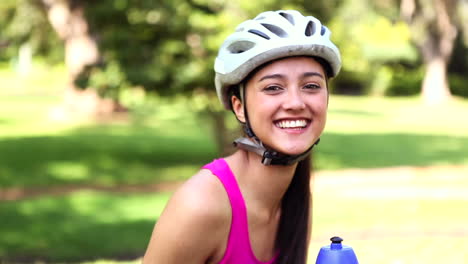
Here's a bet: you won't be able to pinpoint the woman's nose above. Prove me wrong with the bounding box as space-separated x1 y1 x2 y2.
283 89 306 111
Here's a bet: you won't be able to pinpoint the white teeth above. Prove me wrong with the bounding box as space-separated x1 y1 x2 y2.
276 120 307 128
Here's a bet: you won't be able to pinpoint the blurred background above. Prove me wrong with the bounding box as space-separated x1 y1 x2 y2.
0 0 467 263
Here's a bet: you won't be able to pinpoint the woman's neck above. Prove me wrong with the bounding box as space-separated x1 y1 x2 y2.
225 149 298 220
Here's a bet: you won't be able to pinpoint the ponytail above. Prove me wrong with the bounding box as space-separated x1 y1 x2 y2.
274 155 312 264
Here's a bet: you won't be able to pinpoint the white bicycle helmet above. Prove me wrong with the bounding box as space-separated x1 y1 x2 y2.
215 10 341 109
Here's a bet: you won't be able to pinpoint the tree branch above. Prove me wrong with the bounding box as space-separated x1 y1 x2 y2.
185 0 220 14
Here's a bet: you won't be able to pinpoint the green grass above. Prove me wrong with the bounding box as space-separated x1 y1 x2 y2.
0 191 170 262
326 96 468 136
315 95 468 169
0 62 67 96
0 95 217 188
0 126 216 187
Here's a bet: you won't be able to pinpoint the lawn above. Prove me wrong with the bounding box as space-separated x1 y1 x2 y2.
1 70 467 263
309 167 468 264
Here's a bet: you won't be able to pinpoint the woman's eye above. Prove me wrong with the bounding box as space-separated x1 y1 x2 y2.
304 83 320 90
263 85 283 92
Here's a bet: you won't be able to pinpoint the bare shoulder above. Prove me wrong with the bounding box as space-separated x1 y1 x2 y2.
143 168 231 264
161 168 231 228
175 168 231 217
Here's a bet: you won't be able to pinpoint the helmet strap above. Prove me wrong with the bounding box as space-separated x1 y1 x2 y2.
233 137 320 166
238 83 256 138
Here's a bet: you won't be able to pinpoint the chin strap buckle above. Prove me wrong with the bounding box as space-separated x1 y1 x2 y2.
261 151 276 165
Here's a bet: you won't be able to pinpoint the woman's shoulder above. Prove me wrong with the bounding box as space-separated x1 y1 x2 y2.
143 169 232 263
170 168 231 221
163 169 231 233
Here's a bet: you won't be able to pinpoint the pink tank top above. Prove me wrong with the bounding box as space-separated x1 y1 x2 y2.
202 159 277 264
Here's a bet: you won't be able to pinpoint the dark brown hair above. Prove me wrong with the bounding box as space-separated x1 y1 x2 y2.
274 155 312 264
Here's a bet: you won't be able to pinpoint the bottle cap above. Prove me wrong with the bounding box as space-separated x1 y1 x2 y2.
315 236 359 264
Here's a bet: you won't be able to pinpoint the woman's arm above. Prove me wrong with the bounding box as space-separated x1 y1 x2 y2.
143 171 231 264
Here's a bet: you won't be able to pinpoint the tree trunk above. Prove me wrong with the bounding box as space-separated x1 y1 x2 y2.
421 56 451 104
401 0 458 104
42 0 123 117
208 110 237 156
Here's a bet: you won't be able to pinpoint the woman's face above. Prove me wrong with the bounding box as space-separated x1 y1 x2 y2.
233 56 329 155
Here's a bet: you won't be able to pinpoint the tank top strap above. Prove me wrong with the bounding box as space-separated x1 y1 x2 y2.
202 158 278 264
203 159 250 249
202 158 253 262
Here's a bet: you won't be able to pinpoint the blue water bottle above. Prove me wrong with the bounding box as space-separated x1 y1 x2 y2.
315 236 359 264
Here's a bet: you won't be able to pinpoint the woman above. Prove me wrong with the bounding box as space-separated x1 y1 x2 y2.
143 10 341 264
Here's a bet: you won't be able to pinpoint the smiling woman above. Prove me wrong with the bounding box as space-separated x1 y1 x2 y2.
235 57 329 156
143 10 341 264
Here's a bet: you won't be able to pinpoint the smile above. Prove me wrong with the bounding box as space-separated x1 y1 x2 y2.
274 119 310 129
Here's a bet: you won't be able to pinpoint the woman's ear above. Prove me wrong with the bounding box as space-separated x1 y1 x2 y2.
231 95 246 123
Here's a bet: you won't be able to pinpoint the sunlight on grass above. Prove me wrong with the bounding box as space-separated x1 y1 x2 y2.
327 95 468 136
0 61 67 96
309 170 468 264
0 95 79 138
0 191 170 261
47 162 90 181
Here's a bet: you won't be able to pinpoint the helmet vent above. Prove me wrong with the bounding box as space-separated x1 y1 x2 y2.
261 23 288 38
235 27 244 32
254 15 266 21
227 40 256 54
305 21 316 36
321 25 327 36
279 12 295 25
248 29 270 40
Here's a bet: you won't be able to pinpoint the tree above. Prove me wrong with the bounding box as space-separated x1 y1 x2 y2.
324 0 419 96
400 0 461 104
39 0 123 115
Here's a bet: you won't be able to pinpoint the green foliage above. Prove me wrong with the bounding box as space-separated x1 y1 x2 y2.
328 0 418 95
76 61 128 99
1 0 468 98
449 74 468 98
0 0 63 63
82 0 218 96
385 67 424 96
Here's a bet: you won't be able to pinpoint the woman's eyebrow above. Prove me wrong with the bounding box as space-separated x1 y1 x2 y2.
258 73 285 82
258 72 325 82
303 72 325 79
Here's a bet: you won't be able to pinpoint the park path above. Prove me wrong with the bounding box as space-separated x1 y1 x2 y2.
1 165 467 201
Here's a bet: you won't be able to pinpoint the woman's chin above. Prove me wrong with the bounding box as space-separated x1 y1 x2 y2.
273 145 313 156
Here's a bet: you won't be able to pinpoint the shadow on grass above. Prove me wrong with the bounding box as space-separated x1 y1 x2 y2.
0 125 217 188
0 191 169 263
316 132 468 170
1 127 467 188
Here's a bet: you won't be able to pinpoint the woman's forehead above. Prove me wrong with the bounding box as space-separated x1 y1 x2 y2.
252 56 326 81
